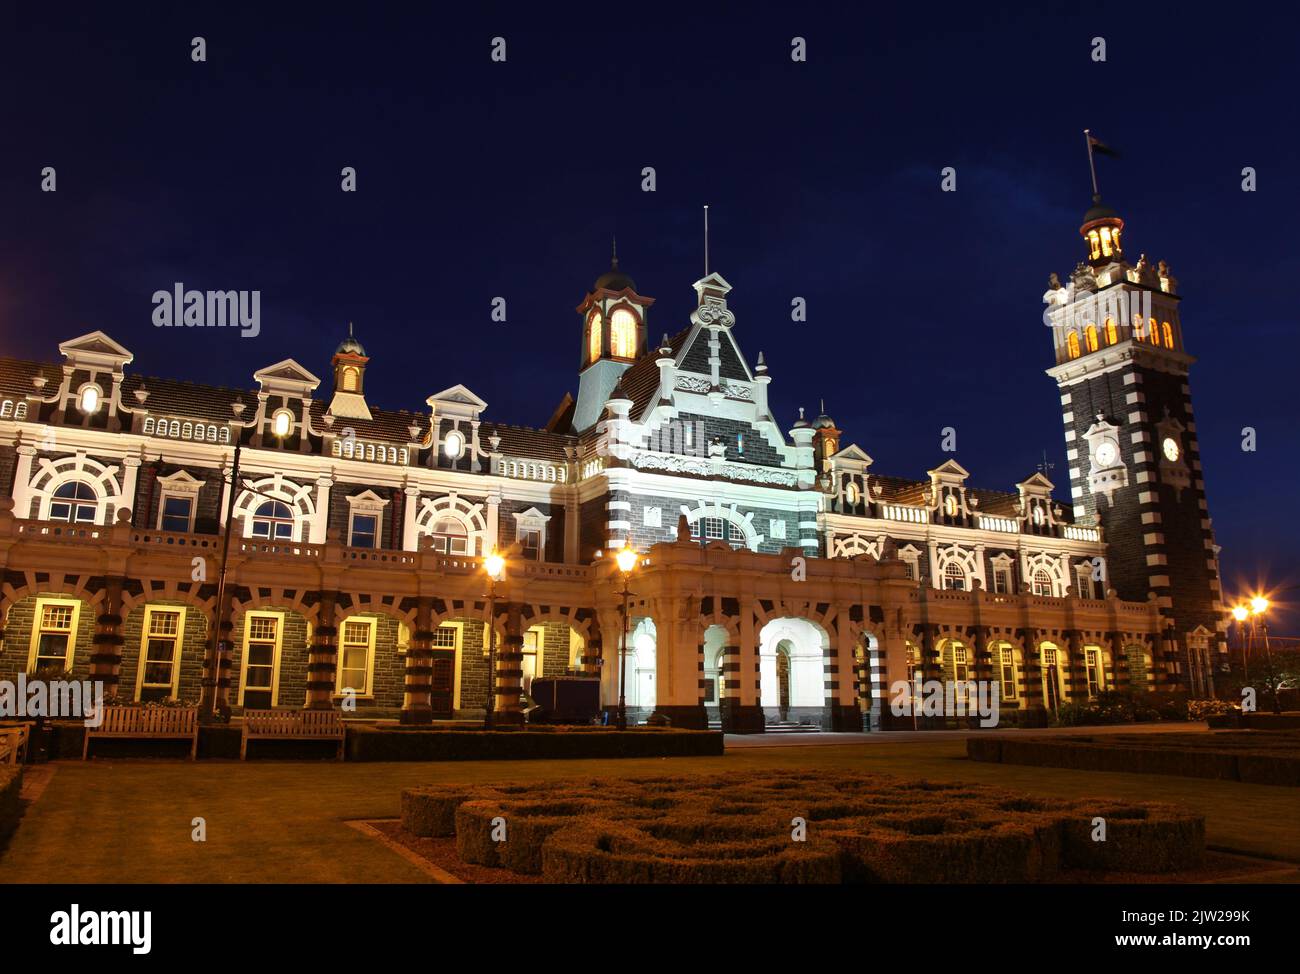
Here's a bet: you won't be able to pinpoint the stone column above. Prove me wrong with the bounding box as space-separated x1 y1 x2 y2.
1018 627 1047 727
1108 630 1129 692
494 602 525 726
823 611 861 731
650 599 707 730
402 486 420 551
580 620 602 678
721 610 764 733
1064 629 1086 702
89 577 126 700
400 597 434 724
304 591 338 711
11 444 36 518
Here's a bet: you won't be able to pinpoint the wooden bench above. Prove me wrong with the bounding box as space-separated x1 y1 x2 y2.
0 723 33 765
83 706 199 760
240 709 346 760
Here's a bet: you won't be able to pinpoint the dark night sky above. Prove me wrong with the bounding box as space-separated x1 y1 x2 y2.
1 3 1296 631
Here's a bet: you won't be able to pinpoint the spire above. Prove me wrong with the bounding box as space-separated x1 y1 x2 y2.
611 235 618 271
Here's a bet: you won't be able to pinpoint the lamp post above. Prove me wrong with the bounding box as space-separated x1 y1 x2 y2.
200 440 242 722
614 540 638 731
1231 604 1250 681
483 549 505 729
1251 596 1280 714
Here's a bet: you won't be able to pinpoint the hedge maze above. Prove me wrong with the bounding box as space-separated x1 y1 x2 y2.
399 770 1205 883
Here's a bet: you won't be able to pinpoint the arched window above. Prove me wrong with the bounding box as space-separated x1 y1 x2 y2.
49 481 98 523
1066 331 1080 359
942 562 966 591
1132 314 1145 340
587 312 602 364
1032 569 1053 597
251 501 295 540
429 516 469 555
1084 324 1099 352
1162 322 1174 348
1148 317 1159 344
1104 317 1118 345
1086 230 1100 260
610 308 638 359
340 366 359 392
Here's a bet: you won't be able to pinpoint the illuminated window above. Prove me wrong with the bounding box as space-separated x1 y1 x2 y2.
271 409 293 437
1087 230 1100 260
251 500 295 540
30 599 81 672
1099 226 1113 257
1148 317 1159 344
1085 647 1105 698
241 612 282 706
1133 314 1145 340
443 429 465 459
78 384 102 414
587 312 602 363
1084 324 1098 352
951 643 970 682
338 618 375 696
999 645 1017 702
943 494 959 517
1104 317 1118 345
340 366 359 392
1162 321 1174 348
610 308 638 359
49 481 98 523
1066 331 1080 359
138 607 184 701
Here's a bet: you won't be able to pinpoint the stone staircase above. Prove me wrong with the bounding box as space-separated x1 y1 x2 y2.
708 718 821 734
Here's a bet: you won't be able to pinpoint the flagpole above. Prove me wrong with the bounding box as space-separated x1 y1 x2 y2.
703 204 709 276
1083 129 1099 197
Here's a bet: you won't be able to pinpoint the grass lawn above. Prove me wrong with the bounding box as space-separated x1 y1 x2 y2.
2 738 1297 883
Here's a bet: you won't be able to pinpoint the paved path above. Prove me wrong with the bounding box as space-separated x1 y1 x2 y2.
724 721 1212 747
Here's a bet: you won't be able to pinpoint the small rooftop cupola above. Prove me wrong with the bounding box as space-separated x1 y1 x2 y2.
328 322 372 421
812 399 841 472
1080 194 1124 267
572 238 655 432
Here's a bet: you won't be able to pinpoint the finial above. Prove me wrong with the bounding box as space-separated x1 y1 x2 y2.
799 407 805 420
820 398 825 414
756 350 767 372
611 235 618 270
349 320 353 337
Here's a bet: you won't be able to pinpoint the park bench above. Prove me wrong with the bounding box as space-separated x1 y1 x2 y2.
0 723 33 765
83 706 199 759
240 709 346 760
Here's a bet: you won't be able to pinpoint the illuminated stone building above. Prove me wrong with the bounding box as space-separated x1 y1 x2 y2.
0 202 1220 732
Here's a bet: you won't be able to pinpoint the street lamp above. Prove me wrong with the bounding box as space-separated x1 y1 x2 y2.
614 540 638 731
483 549 505 729
1250 596 1280 714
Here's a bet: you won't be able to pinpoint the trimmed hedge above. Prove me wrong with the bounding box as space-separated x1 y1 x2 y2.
0 766 22 850
347 724 722 762
399 768 1205 883
967 732 1300 787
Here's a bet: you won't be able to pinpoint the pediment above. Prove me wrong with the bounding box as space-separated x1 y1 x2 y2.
58 330 134 369
428 384 488 411
254 359 321 392
928 459 970 481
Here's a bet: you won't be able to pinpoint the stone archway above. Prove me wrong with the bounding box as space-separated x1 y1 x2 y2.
758 617 828 727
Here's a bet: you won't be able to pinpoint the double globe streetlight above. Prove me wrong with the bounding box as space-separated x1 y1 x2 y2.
1231 595 1279 714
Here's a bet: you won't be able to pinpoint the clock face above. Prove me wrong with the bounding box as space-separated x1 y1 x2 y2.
1094 440 1118 467
1162 436 1180 462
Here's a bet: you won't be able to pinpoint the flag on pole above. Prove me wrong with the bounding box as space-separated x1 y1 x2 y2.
1087 134 1120 158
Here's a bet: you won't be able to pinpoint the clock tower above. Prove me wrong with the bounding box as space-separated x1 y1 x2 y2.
1044 195 1224 692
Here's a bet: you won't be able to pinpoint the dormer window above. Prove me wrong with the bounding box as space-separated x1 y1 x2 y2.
271 409 293 438
78 383 102 414
443 429 465 459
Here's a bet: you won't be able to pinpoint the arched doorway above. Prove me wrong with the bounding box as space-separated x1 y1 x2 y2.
758 618 827 726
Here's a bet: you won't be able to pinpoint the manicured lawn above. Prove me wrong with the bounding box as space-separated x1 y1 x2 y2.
2 737 1297 883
